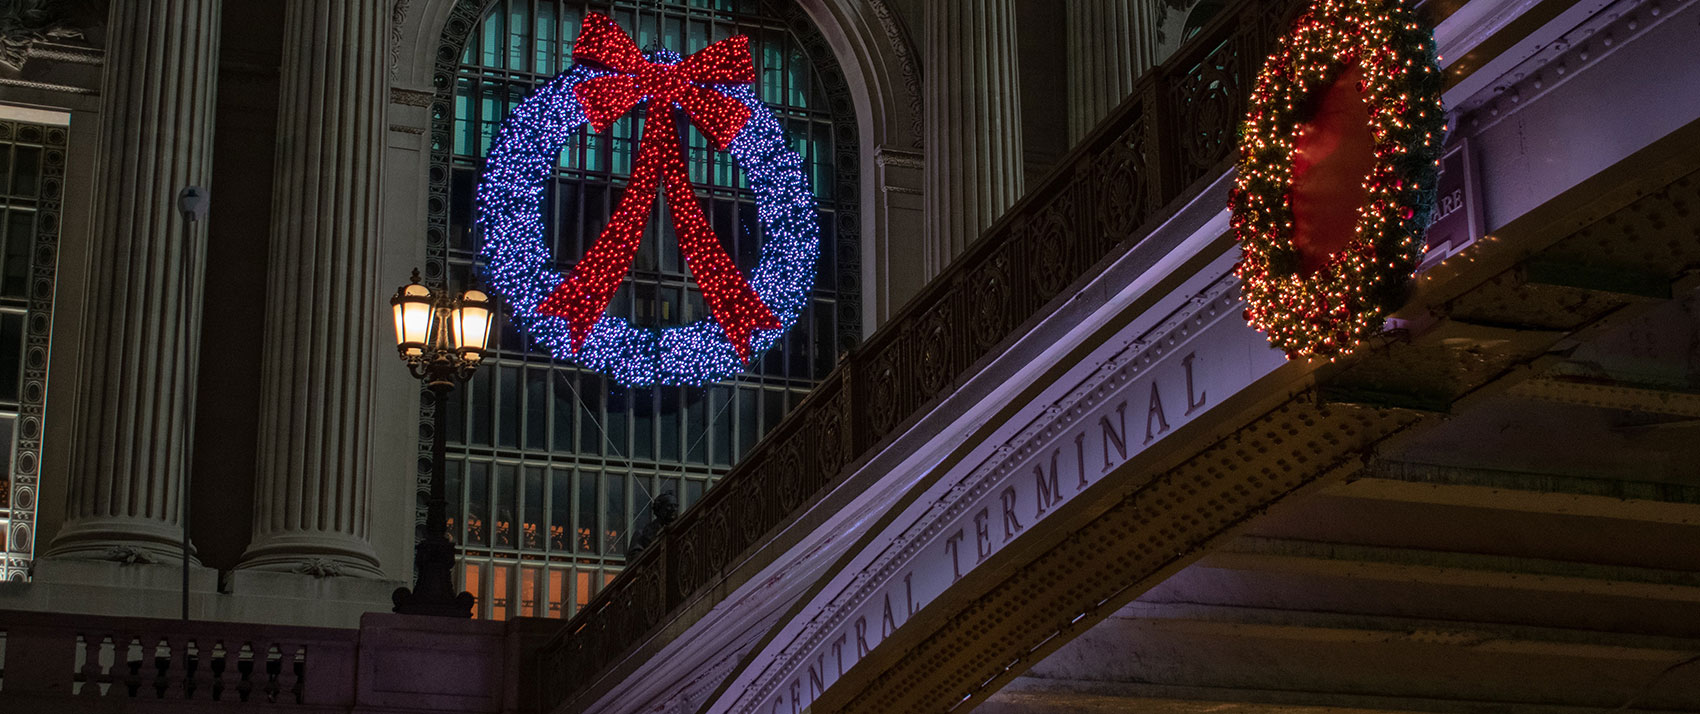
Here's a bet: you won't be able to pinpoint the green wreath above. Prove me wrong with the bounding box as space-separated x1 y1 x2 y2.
1230 0 1445 357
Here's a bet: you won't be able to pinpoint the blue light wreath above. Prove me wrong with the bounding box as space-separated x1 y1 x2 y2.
476 49 820 387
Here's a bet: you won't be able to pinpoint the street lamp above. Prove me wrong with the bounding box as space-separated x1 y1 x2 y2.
390 269 490 617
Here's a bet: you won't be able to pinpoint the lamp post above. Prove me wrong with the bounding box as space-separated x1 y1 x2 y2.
390 269 491 617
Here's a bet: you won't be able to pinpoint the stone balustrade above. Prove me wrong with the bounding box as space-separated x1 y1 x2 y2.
0 609 354 708
0 609 559 712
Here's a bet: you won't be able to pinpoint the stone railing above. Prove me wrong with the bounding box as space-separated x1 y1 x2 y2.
535 0 1312 709
0 609 358 708
0 608 560 713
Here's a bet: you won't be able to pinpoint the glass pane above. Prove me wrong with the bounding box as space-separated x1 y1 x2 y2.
710 386 731 466
523 465 544 549
605 475 625 556
762 388 784 434
659 387 680 462
0 312 21 405
606 383 628 455
684 387 705 464
577 469 598 554
553 371 576 451
685 479 704 510
548 568 566 617
491 563 510 620
736 386 757 458
9 147 38 198
634 386 656 461
520 565 541 617
499 365 520 448
496 463 517 547
467 461 489 546
3 210 33 300
525 367 548 450
577 373 602 455
0 415 13 508
465 562 483 619
446 459 463 541
469 366 493 446
550 467 570 551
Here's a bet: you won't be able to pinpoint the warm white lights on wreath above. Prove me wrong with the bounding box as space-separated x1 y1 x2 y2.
1230 0 1445 357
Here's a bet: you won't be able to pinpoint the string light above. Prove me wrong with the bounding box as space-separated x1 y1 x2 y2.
476 13 820 386
1230 0 1445 358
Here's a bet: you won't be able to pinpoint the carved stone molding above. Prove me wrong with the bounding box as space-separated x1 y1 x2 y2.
875 147 924 169
0 0 86 72
390 86 433 107
867 0 924 149
390 0 413 78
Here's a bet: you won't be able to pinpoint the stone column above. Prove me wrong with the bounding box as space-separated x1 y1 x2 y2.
45 0 221 563
236 0 387 577
1066 0 1163 143
923 0 1025 280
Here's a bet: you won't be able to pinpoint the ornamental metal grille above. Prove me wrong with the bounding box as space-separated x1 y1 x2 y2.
438 0 859 620
0 119 64 582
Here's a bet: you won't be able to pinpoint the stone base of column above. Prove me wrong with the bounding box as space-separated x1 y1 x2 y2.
4 560 403 628
14 559 218 619
221 569 403 626
236 531 385 578
43 516 202 566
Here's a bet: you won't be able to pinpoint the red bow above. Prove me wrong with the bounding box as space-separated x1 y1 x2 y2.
538 14 779 360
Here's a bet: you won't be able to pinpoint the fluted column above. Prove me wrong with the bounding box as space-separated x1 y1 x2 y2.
1066 0 1163 143
46 0 220 563
236 0 387 577
923 0 1025 279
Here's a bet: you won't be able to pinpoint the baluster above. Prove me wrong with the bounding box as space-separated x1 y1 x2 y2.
158 634 184 698
73 633 96 696
114 634 142 699
185 637 207 699
276 643 303 704
262 643 282 703
100 633 120 697
212 640 234 701
235 642 256 702
169 635 192 698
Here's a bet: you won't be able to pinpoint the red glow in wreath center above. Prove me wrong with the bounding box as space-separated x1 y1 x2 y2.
537 14 779 360
1288 66 1378 275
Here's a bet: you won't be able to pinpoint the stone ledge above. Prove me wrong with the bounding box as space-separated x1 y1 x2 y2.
0 559 402 628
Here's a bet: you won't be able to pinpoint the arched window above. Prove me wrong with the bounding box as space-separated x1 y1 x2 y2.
431 0 859 620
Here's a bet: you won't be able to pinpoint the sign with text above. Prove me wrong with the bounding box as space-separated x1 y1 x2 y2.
735 275 1289 714
1420 138 1484 270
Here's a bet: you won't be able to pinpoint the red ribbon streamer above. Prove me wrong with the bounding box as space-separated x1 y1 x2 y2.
538 13 780 360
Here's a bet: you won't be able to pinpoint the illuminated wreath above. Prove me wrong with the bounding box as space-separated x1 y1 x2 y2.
1230 0 1444 357
477 14 818 386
